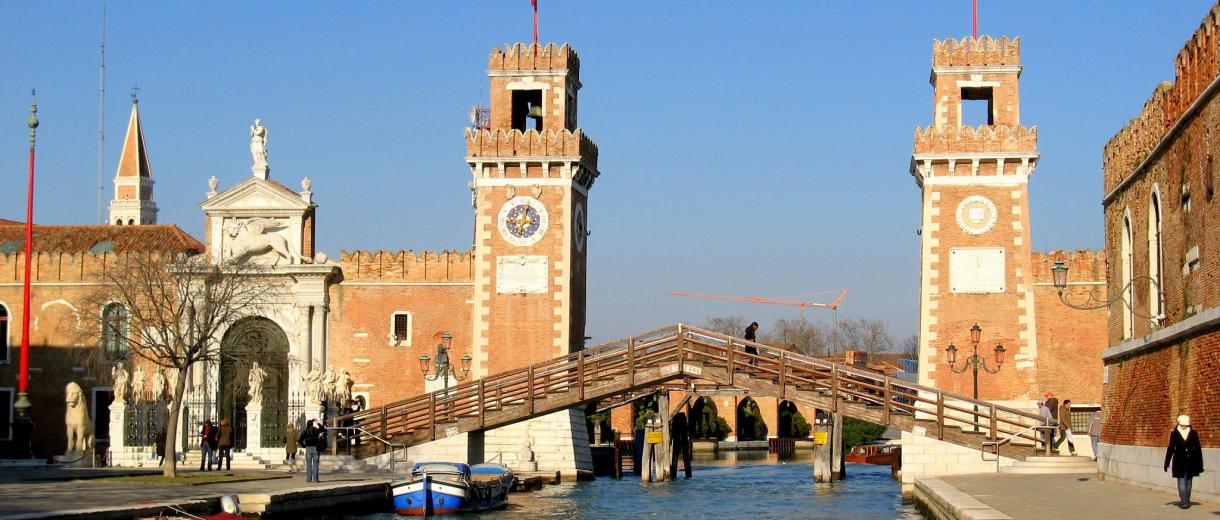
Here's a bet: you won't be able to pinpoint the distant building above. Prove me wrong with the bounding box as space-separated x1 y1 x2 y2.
1099 2 1220 501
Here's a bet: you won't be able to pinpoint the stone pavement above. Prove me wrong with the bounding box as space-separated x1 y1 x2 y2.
938 472 1220 519
0 468 392 519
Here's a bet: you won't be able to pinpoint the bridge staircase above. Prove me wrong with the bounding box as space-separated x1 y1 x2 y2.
335 325 1048 462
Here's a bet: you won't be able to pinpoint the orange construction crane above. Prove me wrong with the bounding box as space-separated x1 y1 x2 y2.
671 288 849 354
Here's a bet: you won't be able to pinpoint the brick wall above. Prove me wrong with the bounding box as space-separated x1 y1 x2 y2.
1031 250 1108 404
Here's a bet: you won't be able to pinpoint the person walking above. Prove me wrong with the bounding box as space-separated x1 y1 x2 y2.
217 418 234 471
284 422 298 466
1053 399 1077 455
1088 410 1102 461
199 420 216 471
300 419 326 483
1165 415 1204 509
744 322 760 366
1043 392 1060 450
1038 400 1055 453
155 425 167 467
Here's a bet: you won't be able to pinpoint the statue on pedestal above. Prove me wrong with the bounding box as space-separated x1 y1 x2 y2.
250 118 268 171
248 361 268 406
111 363 130 405
322 369 337 402
151 369 166 403
336 368 353 405
304 367 323 405
131 366 146 403
64 382 95 453
166 369 179 402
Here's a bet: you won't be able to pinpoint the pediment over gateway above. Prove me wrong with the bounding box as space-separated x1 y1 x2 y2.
201 176 317 265
200 177 312 214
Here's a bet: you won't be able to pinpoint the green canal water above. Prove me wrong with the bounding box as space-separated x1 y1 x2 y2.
355 451 925 520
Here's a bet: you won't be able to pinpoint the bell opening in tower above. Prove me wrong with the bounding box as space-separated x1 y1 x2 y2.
961 86 994 126
511 90 544 131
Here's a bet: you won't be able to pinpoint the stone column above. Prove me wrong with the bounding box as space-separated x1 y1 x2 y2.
246 402 263 452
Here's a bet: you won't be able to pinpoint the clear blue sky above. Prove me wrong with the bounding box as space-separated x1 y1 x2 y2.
2 1 1212 343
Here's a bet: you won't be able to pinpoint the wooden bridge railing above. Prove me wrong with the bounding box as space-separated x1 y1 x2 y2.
332 324 1047 456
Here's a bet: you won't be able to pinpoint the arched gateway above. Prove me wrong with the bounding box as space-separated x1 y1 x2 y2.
218 316 290 450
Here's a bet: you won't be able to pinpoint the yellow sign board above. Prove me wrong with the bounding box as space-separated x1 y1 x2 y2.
645 431 664 444
813 432 828 445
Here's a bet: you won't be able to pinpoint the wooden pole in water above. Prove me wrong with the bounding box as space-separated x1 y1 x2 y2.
831 413 845 480
657 391 672 482
813 410 832 483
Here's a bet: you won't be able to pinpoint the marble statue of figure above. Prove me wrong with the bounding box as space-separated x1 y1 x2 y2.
250 118 268 169
64 382 95 453
322 370 337 402
111 363 130 404
304 367 323 405
131 365 146 403
166 369 179 401
151 369 166 403
336 368 353 404
248 361 268 406
223 218 301 266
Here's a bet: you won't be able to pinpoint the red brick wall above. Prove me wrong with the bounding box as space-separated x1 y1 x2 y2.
1031 251 1108 404
1103 330 1220 447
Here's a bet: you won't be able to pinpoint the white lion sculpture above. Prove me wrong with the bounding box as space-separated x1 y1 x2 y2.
224 218 301 265
64 382 95 453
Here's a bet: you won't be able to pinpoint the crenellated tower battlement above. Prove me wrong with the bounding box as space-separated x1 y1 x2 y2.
932 36 1021 67
489 43 580 76
338 249 474 282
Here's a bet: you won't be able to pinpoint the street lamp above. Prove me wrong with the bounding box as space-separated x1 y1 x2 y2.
944 323 1005 432
1051 260 1165 327
419 332 471 393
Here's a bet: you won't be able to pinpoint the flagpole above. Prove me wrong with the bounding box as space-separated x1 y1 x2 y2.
12 91 38 458
532 0 538 45
972 0 978 38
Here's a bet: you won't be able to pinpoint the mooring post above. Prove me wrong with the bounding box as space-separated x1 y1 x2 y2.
657 391 672 482
813 409 832 483
831 412 845 480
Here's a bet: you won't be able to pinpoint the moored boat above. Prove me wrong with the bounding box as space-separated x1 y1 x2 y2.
392 462 514 516
845 443 900 465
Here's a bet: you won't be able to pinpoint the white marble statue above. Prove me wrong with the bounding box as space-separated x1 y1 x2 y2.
151 369 166 403
248 361 268 406
304 367 323 405
64 382 95 453
131 366 146 403
166 368 179 401
322 369 337 402
336 368 353 405
250 118 268 169
223 218 301 265
111 363 130 405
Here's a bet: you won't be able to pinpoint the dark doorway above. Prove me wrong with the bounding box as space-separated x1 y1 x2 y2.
218 317 289 450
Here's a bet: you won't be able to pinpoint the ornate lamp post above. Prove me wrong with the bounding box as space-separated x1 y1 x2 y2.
1050 260 1165 327
944 323 1006 432
11 92 39 458
418 332 471 394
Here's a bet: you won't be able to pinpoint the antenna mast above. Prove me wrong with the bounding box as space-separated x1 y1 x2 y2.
97 0 107 224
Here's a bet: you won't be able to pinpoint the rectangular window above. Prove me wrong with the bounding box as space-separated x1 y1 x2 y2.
390 312 412 346
960 87 994 126
511 90 544 131
0 388 12 440
93 389 114 441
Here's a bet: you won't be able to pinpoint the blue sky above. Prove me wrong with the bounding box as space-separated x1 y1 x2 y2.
1 1 1212 343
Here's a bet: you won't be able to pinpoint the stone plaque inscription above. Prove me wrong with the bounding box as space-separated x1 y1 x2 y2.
496 255 548 294
949 248 1005 293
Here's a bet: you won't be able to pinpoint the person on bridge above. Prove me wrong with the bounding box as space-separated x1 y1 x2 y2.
1052 399 1077 456
1165 415 1204 509
744 322 760 366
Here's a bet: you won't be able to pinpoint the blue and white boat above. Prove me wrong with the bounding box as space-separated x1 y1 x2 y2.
391 462 514 516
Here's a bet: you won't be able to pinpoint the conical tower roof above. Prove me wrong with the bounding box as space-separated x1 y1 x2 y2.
115 101 151 178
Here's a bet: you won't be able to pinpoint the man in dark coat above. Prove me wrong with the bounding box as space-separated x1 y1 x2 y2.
1165 415 1205 509
216 418 234 471
199 420 216 471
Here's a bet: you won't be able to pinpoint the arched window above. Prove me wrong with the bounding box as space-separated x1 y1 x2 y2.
1121 212 1134 339
102 303 129 358
1148 188 1164 321
0 304 9 363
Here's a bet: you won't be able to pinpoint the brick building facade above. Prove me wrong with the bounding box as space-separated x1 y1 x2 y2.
1098 2 1220 501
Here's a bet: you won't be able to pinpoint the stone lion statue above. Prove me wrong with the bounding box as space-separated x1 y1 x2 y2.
64 382 95 453
223 218 301 265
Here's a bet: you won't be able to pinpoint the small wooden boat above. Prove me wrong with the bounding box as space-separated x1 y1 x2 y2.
391 462 514 516
845 443 899 465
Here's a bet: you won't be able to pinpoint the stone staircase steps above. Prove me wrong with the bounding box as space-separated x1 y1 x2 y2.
1000 455 1096 474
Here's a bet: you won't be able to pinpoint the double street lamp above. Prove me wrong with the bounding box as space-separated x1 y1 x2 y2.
419 332 471 393
944 324 1006 432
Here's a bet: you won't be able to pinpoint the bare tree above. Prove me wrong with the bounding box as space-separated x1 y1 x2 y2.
702 315 748 337
80 252 277 477
901 334 919 359
762 315 829 357
832 318 895 355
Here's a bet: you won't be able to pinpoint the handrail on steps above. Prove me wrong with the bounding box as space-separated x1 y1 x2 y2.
327 425 409 473
980 423 1057 470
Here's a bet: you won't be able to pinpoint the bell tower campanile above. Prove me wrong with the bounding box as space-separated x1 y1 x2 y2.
912 37 1040 403
466 43 598 476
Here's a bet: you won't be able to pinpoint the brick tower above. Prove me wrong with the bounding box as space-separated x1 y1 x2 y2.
911 37 1040 402
465 43 599 476
109 95 158 225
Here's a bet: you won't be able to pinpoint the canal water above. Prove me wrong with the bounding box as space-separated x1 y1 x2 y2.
355 451 925 520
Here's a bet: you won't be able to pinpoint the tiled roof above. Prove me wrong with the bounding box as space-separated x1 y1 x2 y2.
0 222 204 254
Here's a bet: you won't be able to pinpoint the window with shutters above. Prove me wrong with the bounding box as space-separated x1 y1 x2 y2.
389 312 412 347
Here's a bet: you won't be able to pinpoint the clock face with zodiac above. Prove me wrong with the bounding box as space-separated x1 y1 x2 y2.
956 195 998 235
498 196 549 246
573 201 587 253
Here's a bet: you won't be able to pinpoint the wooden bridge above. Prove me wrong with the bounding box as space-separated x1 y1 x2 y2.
335 324 1046 461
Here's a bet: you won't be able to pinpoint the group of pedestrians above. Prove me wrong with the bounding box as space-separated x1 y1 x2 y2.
197 418 235 471
1037 391 1078 456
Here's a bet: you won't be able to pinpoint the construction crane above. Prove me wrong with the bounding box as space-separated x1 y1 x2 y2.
670 289 848 335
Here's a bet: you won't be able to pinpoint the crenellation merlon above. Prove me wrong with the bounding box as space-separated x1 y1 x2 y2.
489 43 580 76
913 124 1037 155
932 36 1020 67
465 128 598 164
1031 249 1108 285
338 249 474 282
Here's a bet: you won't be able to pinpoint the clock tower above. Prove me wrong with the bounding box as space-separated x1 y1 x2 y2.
911 36 1040 402
466 43 599 476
